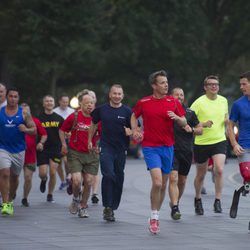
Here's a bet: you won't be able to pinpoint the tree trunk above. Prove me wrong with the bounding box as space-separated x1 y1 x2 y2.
50 70 58 97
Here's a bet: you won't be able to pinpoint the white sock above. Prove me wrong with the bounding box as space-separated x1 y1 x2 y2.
150 210 159 220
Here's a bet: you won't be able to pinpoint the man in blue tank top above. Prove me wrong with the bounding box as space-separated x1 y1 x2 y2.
0 87 36 216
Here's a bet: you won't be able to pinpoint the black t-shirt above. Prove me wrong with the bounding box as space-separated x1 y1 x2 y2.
37 112 64 148
174 105 199 152
91 103 132 152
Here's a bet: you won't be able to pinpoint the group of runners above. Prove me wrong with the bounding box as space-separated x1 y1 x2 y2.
0 69 249 235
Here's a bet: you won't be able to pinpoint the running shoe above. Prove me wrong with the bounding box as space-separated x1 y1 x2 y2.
201 187 207 195
7 202 14 215
1 202 14 215
66 177 71 185
171 205 181 220
1 203 9 215
67 179 73 195
47 194 55 203
214 199 222 213
69 198 79 214
194 198 204 215
21 198 29 207
103 207 115 222
148 218 160 234
40 177 47 193
59 181 67 190
91 194 99 204
9 202 14 215
78 207 89 218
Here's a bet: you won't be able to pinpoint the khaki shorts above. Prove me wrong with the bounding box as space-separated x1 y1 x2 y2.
67 149 99 175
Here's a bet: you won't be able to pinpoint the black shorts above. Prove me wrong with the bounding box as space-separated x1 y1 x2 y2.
172 150 193 176
37 148 62 166
193 140 227 164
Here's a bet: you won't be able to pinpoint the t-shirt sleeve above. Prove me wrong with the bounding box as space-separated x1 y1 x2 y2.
132 100 142 118
59 116 64 128
229 102 239 122
92 122 102 145
35 118 47 136
190 100 198 115
175 99 186 117
97 122 102 138
126 107 132 128
91 107 101 124
224 98 229 115
191 111 200 127
60 113 74 132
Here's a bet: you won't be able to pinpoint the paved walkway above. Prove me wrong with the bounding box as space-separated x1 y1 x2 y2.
0 158 250 250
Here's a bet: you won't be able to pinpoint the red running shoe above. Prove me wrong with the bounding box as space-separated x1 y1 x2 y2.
148 218 160 234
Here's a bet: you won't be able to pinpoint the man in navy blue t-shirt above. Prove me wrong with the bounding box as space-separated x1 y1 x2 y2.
88 84 132 221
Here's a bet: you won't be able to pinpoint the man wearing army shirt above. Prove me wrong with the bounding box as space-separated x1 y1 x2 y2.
37 95 64 203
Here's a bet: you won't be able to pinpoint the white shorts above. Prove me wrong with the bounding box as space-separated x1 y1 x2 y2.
0 149 25 176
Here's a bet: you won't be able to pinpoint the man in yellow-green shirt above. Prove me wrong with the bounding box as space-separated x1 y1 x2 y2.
190 75 228 215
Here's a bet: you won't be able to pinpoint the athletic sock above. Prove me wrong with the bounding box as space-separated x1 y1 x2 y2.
150 210 159 220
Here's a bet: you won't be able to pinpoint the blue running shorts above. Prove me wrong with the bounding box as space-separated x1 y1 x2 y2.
142 146 174 174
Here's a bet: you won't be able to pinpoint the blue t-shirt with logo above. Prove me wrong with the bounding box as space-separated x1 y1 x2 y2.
91 103 132 152
230 96 250 149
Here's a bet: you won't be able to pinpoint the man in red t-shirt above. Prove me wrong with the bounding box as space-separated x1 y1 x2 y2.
21 103 47 207
131 70 186 234
59 92 100 218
